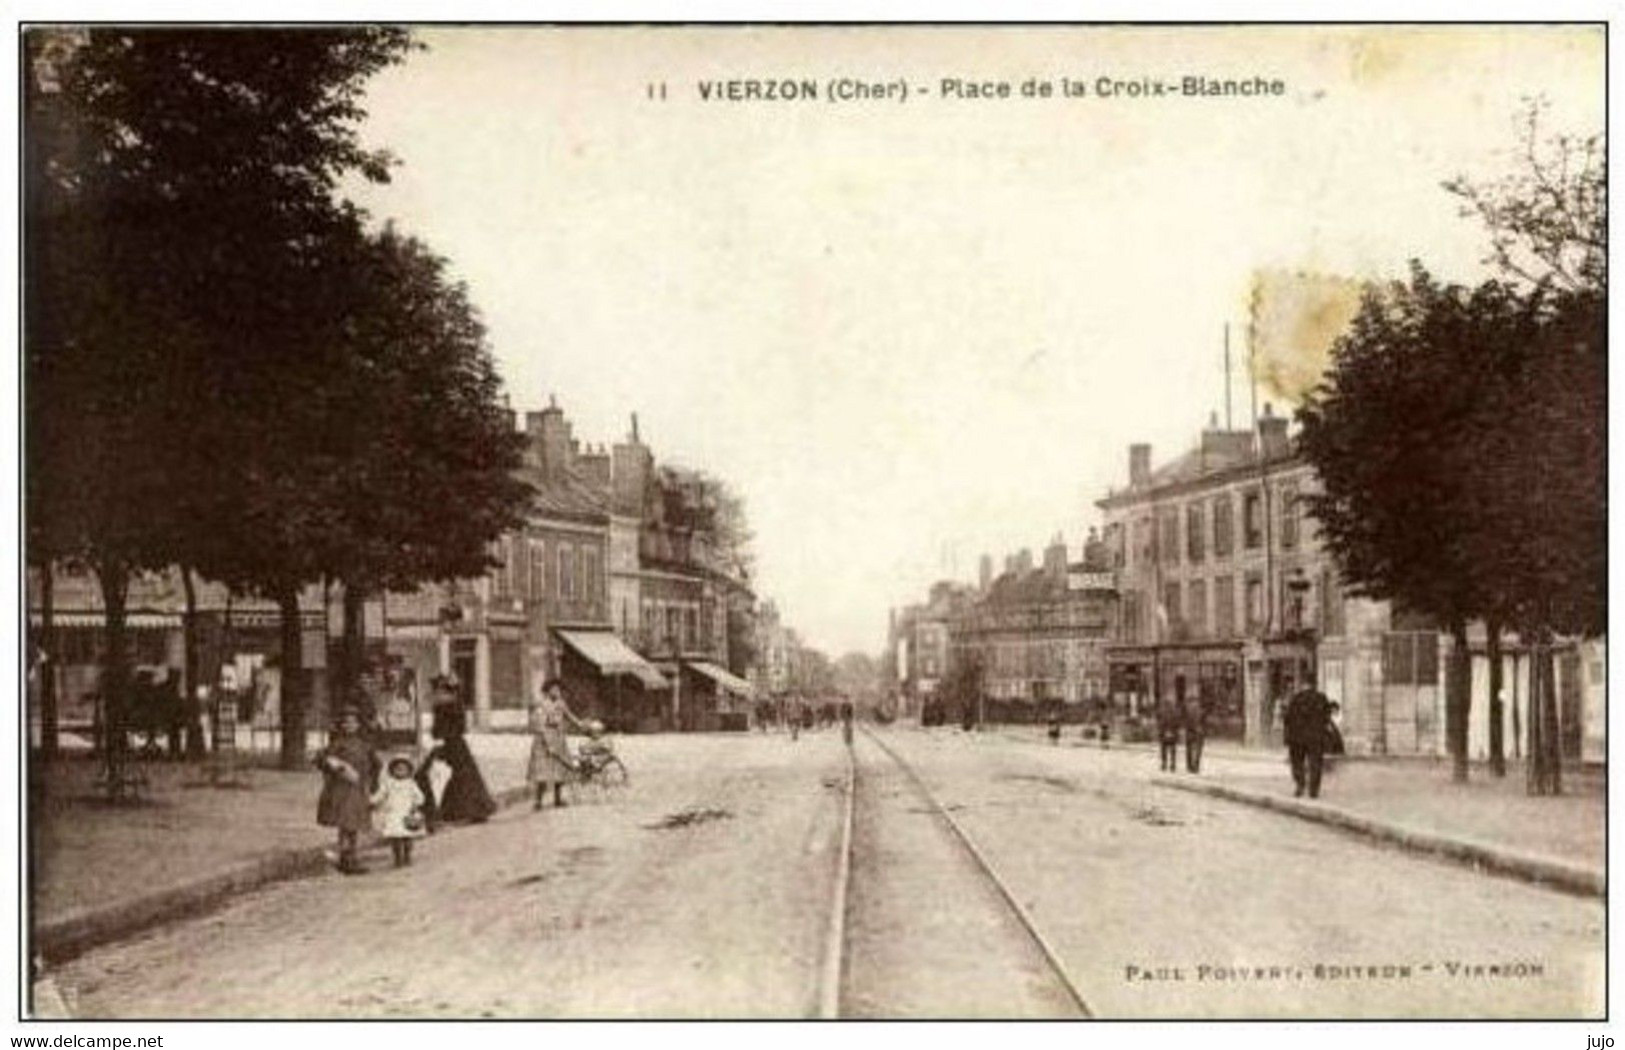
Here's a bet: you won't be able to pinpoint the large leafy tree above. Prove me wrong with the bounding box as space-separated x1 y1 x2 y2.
311 225 532 707
1297 265 1543 783
1444 98 1605 793
26 28 414 768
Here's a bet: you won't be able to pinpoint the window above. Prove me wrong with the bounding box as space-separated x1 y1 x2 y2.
558 544 575 600
1122 592 1142 643
1187 579 1207 636
492 537 514 601
1243 491 1264 549
1133 517 1152 567
1213 495 1234 557
1162 582 1181 633
583 547 601 603
1213 576 1235 637
527 540 546 602
1281 482 1300 549
1186 504 1205 563
1159 509 1180 565
1244 574 1264 631
1382 633 1438 686
1320 569 1345 637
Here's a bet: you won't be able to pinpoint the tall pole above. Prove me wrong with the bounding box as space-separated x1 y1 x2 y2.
1224 323 1233 431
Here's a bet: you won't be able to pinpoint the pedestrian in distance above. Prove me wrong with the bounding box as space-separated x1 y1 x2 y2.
1156 694 1181 773
372 754 427 868
528 677 587 810
840 699 855 746
1047 713 1062 746
1183 694 1207 774
418 677 497 828
1283 675 1332 798
315 708 379 875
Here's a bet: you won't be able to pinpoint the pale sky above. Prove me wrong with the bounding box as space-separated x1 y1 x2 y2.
343 25 1602 657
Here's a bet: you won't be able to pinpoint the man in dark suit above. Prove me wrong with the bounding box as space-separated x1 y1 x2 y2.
1183 692 1207 774
1283 676 1332 798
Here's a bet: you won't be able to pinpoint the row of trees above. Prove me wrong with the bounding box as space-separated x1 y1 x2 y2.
1297 102 1603 792
26 30 532 768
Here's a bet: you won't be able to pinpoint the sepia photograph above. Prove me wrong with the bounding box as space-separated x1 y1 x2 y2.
18 20 1607 1024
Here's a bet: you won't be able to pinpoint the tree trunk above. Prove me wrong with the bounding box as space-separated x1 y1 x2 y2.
39 563 58 758
1446 618 1471 783
341 581 367 712
1541 646 1562 796
1486 618 1505 777
277 584 307 771
1526 640 1545 794
180 565 205 759
96 558 131 776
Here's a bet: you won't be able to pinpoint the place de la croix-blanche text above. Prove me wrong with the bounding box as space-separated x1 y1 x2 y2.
646 75 1288 103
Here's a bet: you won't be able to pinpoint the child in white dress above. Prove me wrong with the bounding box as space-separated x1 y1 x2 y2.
372 755 427 867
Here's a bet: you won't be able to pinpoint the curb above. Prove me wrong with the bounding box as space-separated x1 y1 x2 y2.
34 781 533 967
1153 775 1605 899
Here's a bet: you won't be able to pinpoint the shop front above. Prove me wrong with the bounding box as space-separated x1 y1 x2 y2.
555 628 669 732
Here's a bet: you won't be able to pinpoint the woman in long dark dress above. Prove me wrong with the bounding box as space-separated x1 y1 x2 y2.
416 681 496 827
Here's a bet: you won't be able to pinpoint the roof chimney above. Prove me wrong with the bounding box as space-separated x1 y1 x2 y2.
1043 535 1067 578
1258 401 1290 460
1129 443 1152 486
978 554 992 592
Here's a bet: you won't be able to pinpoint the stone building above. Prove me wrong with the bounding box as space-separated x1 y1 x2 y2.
950 537 1116 719
1096 407 1605 761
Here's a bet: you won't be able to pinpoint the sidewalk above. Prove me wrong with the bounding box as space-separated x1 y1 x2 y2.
997 724 1605 897
30 733 533 962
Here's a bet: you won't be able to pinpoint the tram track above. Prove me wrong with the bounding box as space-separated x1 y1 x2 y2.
818 725 1094 1019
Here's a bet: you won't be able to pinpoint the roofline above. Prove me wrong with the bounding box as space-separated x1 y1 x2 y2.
1095 451 1307 510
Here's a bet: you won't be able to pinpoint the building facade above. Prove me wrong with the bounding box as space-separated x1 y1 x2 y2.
1097 407 1604 761
951 537 1116 718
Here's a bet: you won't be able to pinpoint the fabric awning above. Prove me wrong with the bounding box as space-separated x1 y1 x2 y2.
684 660 754 697
555 629 668 689
30 611 182 629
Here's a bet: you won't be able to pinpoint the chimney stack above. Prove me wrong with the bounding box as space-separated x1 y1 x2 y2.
1129 443 1152 487
1014 548 1034 575
1043 535 1067 579
527 400 573 479
978 554 993 592
1257 402 1290 460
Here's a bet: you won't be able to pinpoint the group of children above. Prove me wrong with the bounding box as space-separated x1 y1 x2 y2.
314 708 428 875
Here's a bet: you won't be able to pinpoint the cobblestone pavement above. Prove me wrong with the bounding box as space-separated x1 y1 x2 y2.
46 727 1603 1019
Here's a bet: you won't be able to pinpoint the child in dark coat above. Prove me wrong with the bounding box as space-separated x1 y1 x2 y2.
315 709 378 875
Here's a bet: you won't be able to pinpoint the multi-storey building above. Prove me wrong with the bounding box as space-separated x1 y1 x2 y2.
1097 407 1605 761
888 582 968 718
382 401 752 732
951 537 1116 716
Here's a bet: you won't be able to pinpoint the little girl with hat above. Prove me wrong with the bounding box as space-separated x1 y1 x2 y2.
372 753 428 867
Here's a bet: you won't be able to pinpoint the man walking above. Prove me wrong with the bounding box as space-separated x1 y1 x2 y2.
1156 693 1181 773
1283 673 1332 798
1183 691 1207 774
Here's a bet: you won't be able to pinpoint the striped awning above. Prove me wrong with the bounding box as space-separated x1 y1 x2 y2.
29 611 181 629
